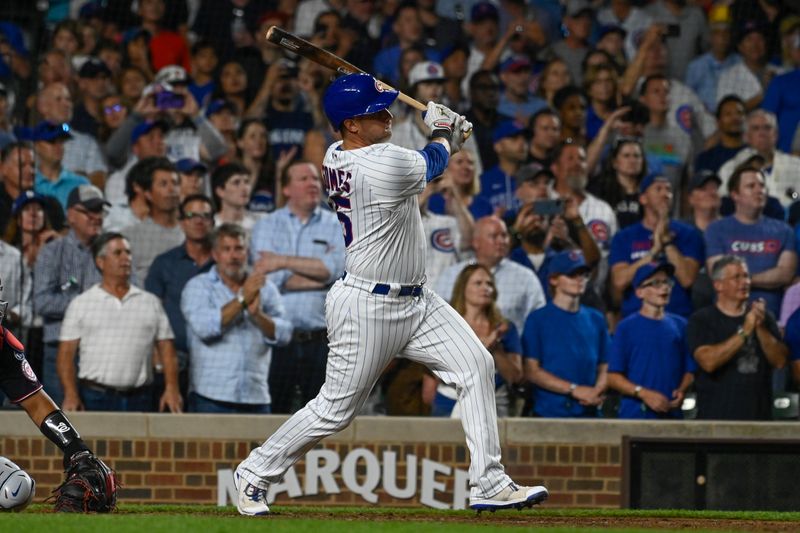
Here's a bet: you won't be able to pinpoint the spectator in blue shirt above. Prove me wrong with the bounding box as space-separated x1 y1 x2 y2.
705 165 797 315
182 223 293 413
497 56 547 123
522 250 609 418
685 7 739 113
476 120 528 216
608 262 695 419
32 121 90 213
145 194 215 404
250 161 345 413
610 172 704 318
373 4 432 86
783 306 800 388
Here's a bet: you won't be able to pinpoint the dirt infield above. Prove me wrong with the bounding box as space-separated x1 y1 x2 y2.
268 509 800 531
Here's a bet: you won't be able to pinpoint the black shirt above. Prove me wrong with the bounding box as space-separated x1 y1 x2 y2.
687 305 779 421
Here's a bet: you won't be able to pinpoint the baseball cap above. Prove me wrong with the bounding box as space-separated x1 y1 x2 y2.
0 22 28 56
205 99 238 117
78 57 111 78
408 61 445 86
548 250 591 277
633 261 675 289
12 190 47 216
517 162 554 184
565 0 593 18
597 25 626 40
122 27 150 46
738 20 767 40
67 184 110 211
492 120 527 143
500 55 532 74
689 170 722 191
176 158 207 174
130 120 169 144
638 172 670 194
708 4 732 29
32 121 73 142
155 65 189 86
780 15 800 35
470 2 499 23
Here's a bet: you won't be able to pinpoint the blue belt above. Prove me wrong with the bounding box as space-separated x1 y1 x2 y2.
341 272 423 297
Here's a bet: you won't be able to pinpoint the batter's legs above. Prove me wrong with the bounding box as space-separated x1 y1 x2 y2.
401 289 512 499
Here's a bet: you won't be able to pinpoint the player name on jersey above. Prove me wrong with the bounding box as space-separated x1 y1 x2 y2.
219 447 471 510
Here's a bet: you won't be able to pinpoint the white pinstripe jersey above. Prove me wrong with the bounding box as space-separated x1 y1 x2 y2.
322 141 429 285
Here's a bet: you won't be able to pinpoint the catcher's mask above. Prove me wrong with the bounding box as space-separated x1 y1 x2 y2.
0 277 6 326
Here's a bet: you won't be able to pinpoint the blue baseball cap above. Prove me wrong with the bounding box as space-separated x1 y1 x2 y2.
548 250 591 277
492 120 527 143
205 99 238 118
78 57 111 79
471 2 499 22
32 121 73 142
500 55 532 73
633 261 676 289
638 172 670 194
131 120 169 144
176 158 207 174
12 190 47 215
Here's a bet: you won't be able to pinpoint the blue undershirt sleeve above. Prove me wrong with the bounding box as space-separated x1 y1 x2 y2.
417 142 450 182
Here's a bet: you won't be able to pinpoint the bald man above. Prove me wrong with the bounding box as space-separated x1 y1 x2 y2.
36 82 108 187
433 215 546 333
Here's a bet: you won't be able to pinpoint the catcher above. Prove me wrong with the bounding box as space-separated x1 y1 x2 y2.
0 276 117 512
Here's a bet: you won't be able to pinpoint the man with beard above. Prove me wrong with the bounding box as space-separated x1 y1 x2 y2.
610 172 704 318
550 141 617 287
694 95 746 174
509 164 600 293
182 223 292 413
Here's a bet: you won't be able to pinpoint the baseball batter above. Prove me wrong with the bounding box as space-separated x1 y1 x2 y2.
234 73 548 515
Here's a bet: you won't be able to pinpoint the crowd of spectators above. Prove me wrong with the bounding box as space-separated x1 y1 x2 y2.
1 0 800 421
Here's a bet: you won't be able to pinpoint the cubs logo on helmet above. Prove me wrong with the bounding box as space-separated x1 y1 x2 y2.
323 73 399 131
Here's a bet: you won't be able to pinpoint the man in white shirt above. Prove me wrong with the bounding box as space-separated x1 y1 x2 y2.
57 232 182 413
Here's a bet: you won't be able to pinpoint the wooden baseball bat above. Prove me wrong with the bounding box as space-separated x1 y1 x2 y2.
265 26 426 111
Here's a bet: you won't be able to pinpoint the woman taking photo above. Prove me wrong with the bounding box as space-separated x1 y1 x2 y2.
422 264 523 417
587 137 646 229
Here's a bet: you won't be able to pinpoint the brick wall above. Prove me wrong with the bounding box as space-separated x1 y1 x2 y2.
1 436 621 507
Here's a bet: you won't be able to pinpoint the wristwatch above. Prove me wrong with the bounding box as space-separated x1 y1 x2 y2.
237 291 247 310
568 383 577 396
736 326 748 341
633 385 642 398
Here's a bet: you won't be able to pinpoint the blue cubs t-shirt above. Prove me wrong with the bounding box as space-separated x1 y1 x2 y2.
608 313 696 419
704 216 796 314
609 220 705 317
476 165 519 214
522 302 609 417
264 107 313 160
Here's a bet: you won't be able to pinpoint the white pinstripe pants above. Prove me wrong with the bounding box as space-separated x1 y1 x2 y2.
237 278 512 499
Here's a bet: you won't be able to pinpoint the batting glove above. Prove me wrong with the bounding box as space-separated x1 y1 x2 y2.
450 117 473 154
424 102 459 139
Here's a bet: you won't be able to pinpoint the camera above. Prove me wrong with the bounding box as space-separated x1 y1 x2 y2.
155 91 185 110
532 199 564 216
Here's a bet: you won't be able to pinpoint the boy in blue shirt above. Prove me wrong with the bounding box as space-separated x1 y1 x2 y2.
522 250 609 417
608 262 696 419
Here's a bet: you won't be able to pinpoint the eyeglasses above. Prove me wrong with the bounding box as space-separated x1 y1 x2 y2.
104 104 124 115
719 273 751 282
73 206 104 218
640 278 675 289
182 211 214 221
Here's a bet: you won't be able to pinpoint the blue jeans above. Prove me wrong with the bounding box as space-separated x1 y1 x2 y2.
79 384 153 412
43 343 65 407
188 392 271 414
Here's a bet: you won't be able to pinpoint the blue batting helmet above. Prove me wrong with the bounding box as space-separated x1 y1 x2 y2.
323 73 399 131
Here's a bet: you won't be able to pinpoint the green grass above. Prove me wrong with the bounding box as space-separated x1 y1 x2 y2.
3 504 799 533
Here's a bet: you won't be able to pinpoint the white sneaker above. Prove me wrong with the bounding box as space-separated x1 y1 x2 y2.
469 483 548 511
235 470 270 516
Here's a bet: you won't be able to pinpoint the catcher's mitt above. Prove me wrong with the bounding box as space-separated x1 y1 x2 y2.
53 451 117 513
